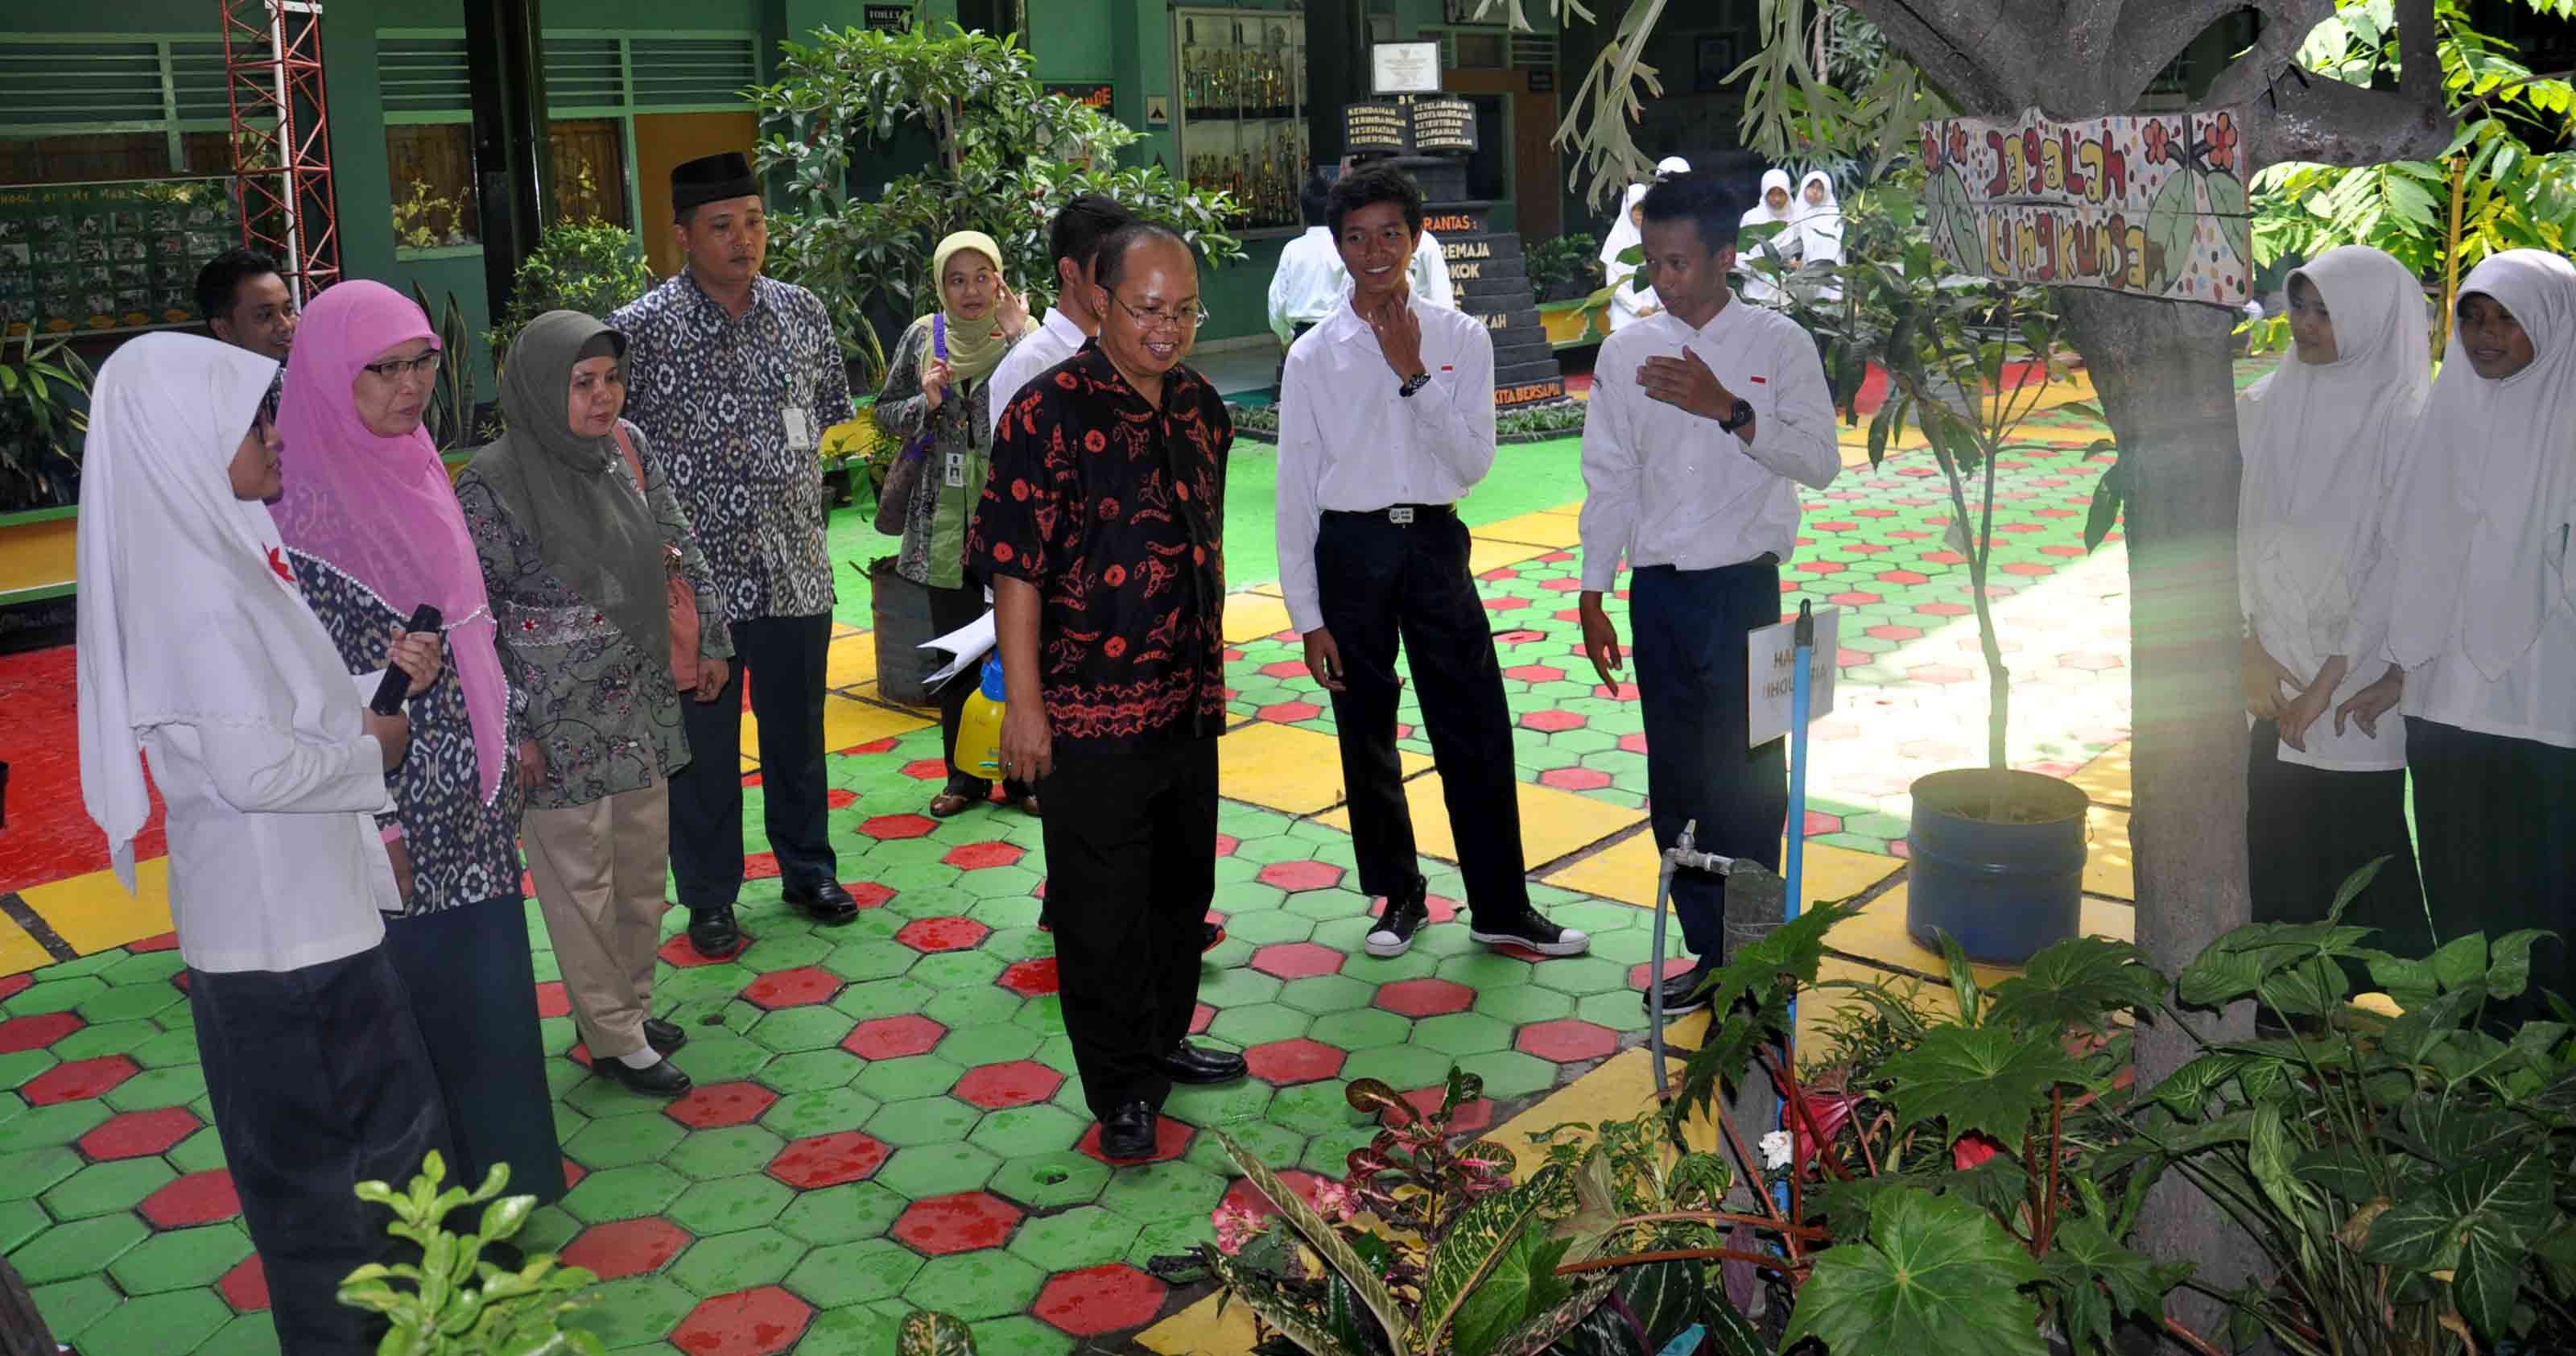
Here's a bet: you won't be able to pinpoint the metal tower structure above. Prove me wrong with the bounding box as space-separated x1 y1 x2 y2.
221 0 341 301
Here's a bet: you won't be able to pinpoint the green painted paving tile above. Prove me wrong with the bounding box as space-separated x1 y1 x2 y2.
561 1164 690 1224
1096 1160 1227 1225
1205 1002 1310 1047
832 977 939 1021
7 978 108 1016
669 1224 803 1295
0 1146 82 1202
666 1172 796 1236
782 1235 924 1309
1299 1123 1380 1176
752 1048 862 1095
866 1095 980 1148
964 1104 1083 1159
14 1213 150 1284
791 1302 905 1356
923 986 1021 1029
772 1179 904 1247
0 1197 47 1254
30 1274 120 1340
68 1285 233 1354
823 939 922 982
1010 998 1067 1038
564 1111 688 1171
748 1005 856 1054
1339 1044 1460 1091
1453 1048 1563 1101
559 1275 696 1350
100 1064 205 1111
1412 1011 1514 1056
877 1143 1001 1198
987 1148 1111 1210
73 983 186 1025
52 1019 157 1061
903 1248 1048 1321
196 1313 287 1356
1125 1215 1216 1271
40 1156 175 1219
166 1126 229 1173
106 1220 251 1294
1307 1008 1410 1050
935 1023 1041 1068
1161 1078 1273 1127
852 1055 964 1102
964 1314 1076 1356
665 1126 788 1183
665 1032 772 1085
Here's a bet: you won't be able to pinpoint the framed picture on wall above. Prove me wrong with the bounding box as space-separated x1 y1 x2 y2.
1695 34 1740 92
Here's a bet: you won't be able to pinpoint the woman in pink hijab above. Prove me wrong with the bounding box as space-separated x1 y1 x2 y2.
271 280 563 1207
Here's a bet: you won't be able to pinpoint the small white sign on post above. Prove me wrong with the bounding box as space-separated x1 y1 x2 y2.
1747 606 1840 749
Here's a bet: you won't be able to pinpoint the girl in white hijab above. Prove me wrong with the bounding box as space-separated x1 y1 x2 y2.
1600 157 1693 333
76 332 450 1353
2368 249 2576 1011
2234 246 2429 947
1792 170 1844 267
1737 167 1798 304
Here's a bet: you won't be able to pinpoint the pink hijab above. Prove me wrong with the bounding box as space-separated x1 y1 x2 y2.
271 280 506 802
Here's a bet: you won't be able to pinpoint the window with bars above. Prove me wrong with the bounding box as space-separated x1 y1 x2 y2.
0 37 246 184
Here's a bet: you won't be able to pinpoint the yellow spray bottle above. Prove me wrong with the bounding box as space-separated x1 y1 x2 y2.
956 654 1008 781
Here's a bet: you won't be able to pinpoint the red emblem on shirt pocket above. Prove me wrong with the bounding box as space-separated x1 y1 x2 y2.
1748 376 1767 383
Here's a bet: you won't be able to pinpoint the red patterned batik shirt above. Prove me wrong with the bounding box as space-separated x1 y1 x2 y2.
967 341 1230 746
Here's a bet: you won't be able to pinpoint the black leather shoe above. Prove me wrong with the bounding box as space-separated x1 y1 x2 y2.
602 1054 692 1097
1201 921 1225 953
687 905 742 958
784 881 861 925
1154 1040 1248 1085
643 1018 688 1054
1649 963 1717 1018
1100 1100 1158 1161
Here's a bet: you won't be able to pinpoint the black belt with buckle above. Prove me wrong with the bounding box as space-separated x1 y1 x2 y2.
1327 503 1455 527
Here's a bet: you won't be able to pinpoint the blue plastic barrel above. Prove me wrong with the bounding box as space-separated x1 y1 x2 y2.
1904 768 2090 965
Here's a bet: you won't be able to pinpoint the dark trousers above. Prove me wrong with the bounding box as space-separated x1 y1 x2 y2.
1039 735 1218 1120
386 896 567 1205
189 946 452 1356
2409 717 2576 1018
927 581 1032 803
671 611 839 910
1630 560 1787 961
1315 508 1530 916
2244 721 2425 958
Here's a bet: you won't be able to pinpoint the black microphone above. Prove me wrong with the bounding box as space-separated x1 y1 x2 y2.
369 605 444 716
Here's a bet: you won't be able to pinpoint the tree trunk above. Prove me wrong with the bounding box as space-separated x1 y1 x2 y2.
2059 289 2260 1350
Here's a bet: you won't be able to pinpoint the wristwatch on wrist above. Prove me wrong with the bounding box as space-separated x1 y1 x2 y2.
1719 398 1756 432
1398 371 1433 399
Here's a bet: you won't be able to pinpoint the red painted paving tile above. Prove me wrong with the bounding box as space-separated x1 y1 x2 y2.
1191 1003 1215 1036
1257 659 1309 680
23 1054 138 1106
846 881 897 909
534 982 572 1019
1494 629 1544 646
1250 942 1344 980
1480 596 1530 612
741 965 841 1010
952 1060 1064 1110
1397 1086 1493 1135
1803 809 1843 836
667 1081 779 1130
767 1131 891 1189
1517 1019 1620 1064
943 841 1025 870
1502 664 1565 684
669 1286 813 1356
141 1170 242 1228
1477 568 1518 581
2057 651 2124 672
218 1255 268 1313
1538 768 1612 792
1078 1114 1192 1164
559 1217 691 1280
1539 550 1574 563
1220 1169 1322 1223
1214 833 1240 858
902 758 950 781
826 788 857 809
858 813 939 841
1916 602 1973 618
1375 978 1473 1019
892 1191 1024 1255
0 1012 83 1054
1619 732 1649 754
997 957 1060 998
1629 957 1697 989
1908 664 1975 686
1034 1263 1167 1337
127 932 180 953
842 1015 946 1060
745 851 782 881
844 735 900 755
1257 701 1324 724
1520 709 1586 733
77 1107 200 1161
562 1157 588 1190
1592 681 1640 701
1864 624 1922 642
1243 1039 1346 1085
658 932 752 967
896 916 991 953
1256 861 1344 894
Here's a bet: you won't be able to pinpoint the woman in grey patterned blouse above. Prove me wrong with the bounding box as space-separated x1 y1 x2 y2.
456 310 733 1099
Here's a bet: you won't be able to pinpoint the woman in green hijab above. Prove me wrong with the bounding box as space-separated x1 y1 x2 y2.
877 229 1038 819
455 309 732 1099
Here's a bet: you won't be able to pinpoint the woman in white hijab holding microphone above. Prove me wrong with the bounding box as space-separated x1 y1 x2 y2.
2235 246 2429 945
76 333 449 1354
2360 249 2576 1014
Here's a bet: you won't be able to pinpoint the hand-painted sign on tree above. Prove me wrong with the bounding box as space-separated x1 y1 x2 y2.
1919 107 2254 307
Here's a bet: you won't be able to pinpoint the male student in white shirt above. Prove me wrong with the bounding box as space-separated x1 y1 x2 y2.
989 192 1136 441
1410 226 1455 309
1278 164 1589 962
1268 173 1343 349
1576 170 1840 1016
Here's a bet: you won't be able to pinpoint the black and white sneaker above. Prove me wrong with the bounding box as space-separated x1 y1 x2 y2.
1647 962 1716 1017
1364 877 1430 958
1469 908 1591 957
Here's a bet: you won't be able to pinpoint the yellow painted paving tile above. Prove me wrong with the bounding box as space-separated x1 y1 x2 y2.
1245 582 1286 599
1827 884 2135 993
1220 721 1426 816
28 857 175 957
823 630 879 691
1136 1292 1262 1356
1470 510 1583 548
2068 741 2132 811
0 914 56 978
741 694 934 772
2084 804 2135 900
1315 775 1643 874
1467 537 1553 576
1538 502 1583 519
1222 592 1296 645
1541 830 1901 912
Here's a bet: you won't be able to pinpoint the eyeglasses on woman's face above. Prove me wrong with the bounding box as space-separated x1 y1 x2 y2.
359 351 443 386
1111 293 1209 333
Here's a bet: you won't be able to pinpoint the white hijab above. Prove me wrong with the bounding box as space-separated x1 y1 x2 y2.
76 333 359 891
2386 250 2576 680
1738 169 1799 299
2237 246 2430 681
1792 170 1844 267
1600 183 1649 276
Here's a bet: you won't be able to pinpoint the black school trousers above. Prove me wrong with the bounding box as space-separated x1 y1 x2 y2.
669 611 840 911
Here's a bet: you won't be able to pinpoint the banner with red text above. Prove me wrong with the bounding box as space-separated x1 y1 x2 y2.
1918 107 2253 307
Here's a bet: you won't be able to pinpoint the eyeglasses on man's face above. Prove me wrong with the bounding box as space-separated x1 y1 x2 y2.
360 351 444 384
1110 293 1209 333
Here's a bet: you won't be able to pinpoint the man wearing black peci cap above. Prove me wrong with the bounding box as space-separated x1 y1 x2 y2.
612 151 860 957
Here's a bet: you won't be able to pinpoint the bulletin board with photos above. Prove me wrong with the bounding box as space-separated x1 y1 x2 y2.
0 177 243 341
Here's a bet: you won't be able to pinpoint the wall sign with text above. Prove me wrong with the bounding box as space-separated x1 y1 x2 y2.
863 5 913 32
1918 106 2252 307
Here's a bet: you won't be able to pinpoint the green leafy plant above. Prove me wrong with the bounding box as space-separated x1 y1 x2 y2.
750 23 1245 391
1528 231 1603 302
489 221 658 366
0 328 95 511
1496 403 1588 439
2103 862 2576 1355
392 179 474 251
406 283 479 453
897 1311 977 1354
336 1151 604 1355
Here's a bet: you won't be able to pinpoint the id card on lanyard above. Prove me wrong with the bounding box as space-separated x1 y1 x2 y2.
931 313 970 488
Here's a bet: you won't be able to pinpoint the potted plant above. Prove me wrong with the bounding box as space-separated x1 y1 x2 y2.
0 328 94 511
1771 176 2112 965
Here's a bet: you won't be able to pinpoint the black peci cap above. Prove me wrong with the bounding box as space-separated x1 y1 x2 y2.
671 151 758 213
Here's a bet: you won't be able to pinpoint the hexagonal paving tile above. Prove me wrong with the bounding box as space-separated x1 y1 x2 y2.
1514 1018 1621 1063
782 1236 924 1308
892 1190 1025 1255
137 1170 240 1229
766 1131 891 1190
876 1143 1002 1199
894 916 991 953
952 1059 1063 1110
667 1284 812 1354
1253 860 1345 893
903 1248 1051 1322
1034 1262 1167 1337
841 1013 946 1059
1243 1038 1346 1085
667 1081 780 1130
671 1226 804 1296
1373 977 1474 1018
559 1217 691 1280
739 965 842 1009
23 1054 138 1106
